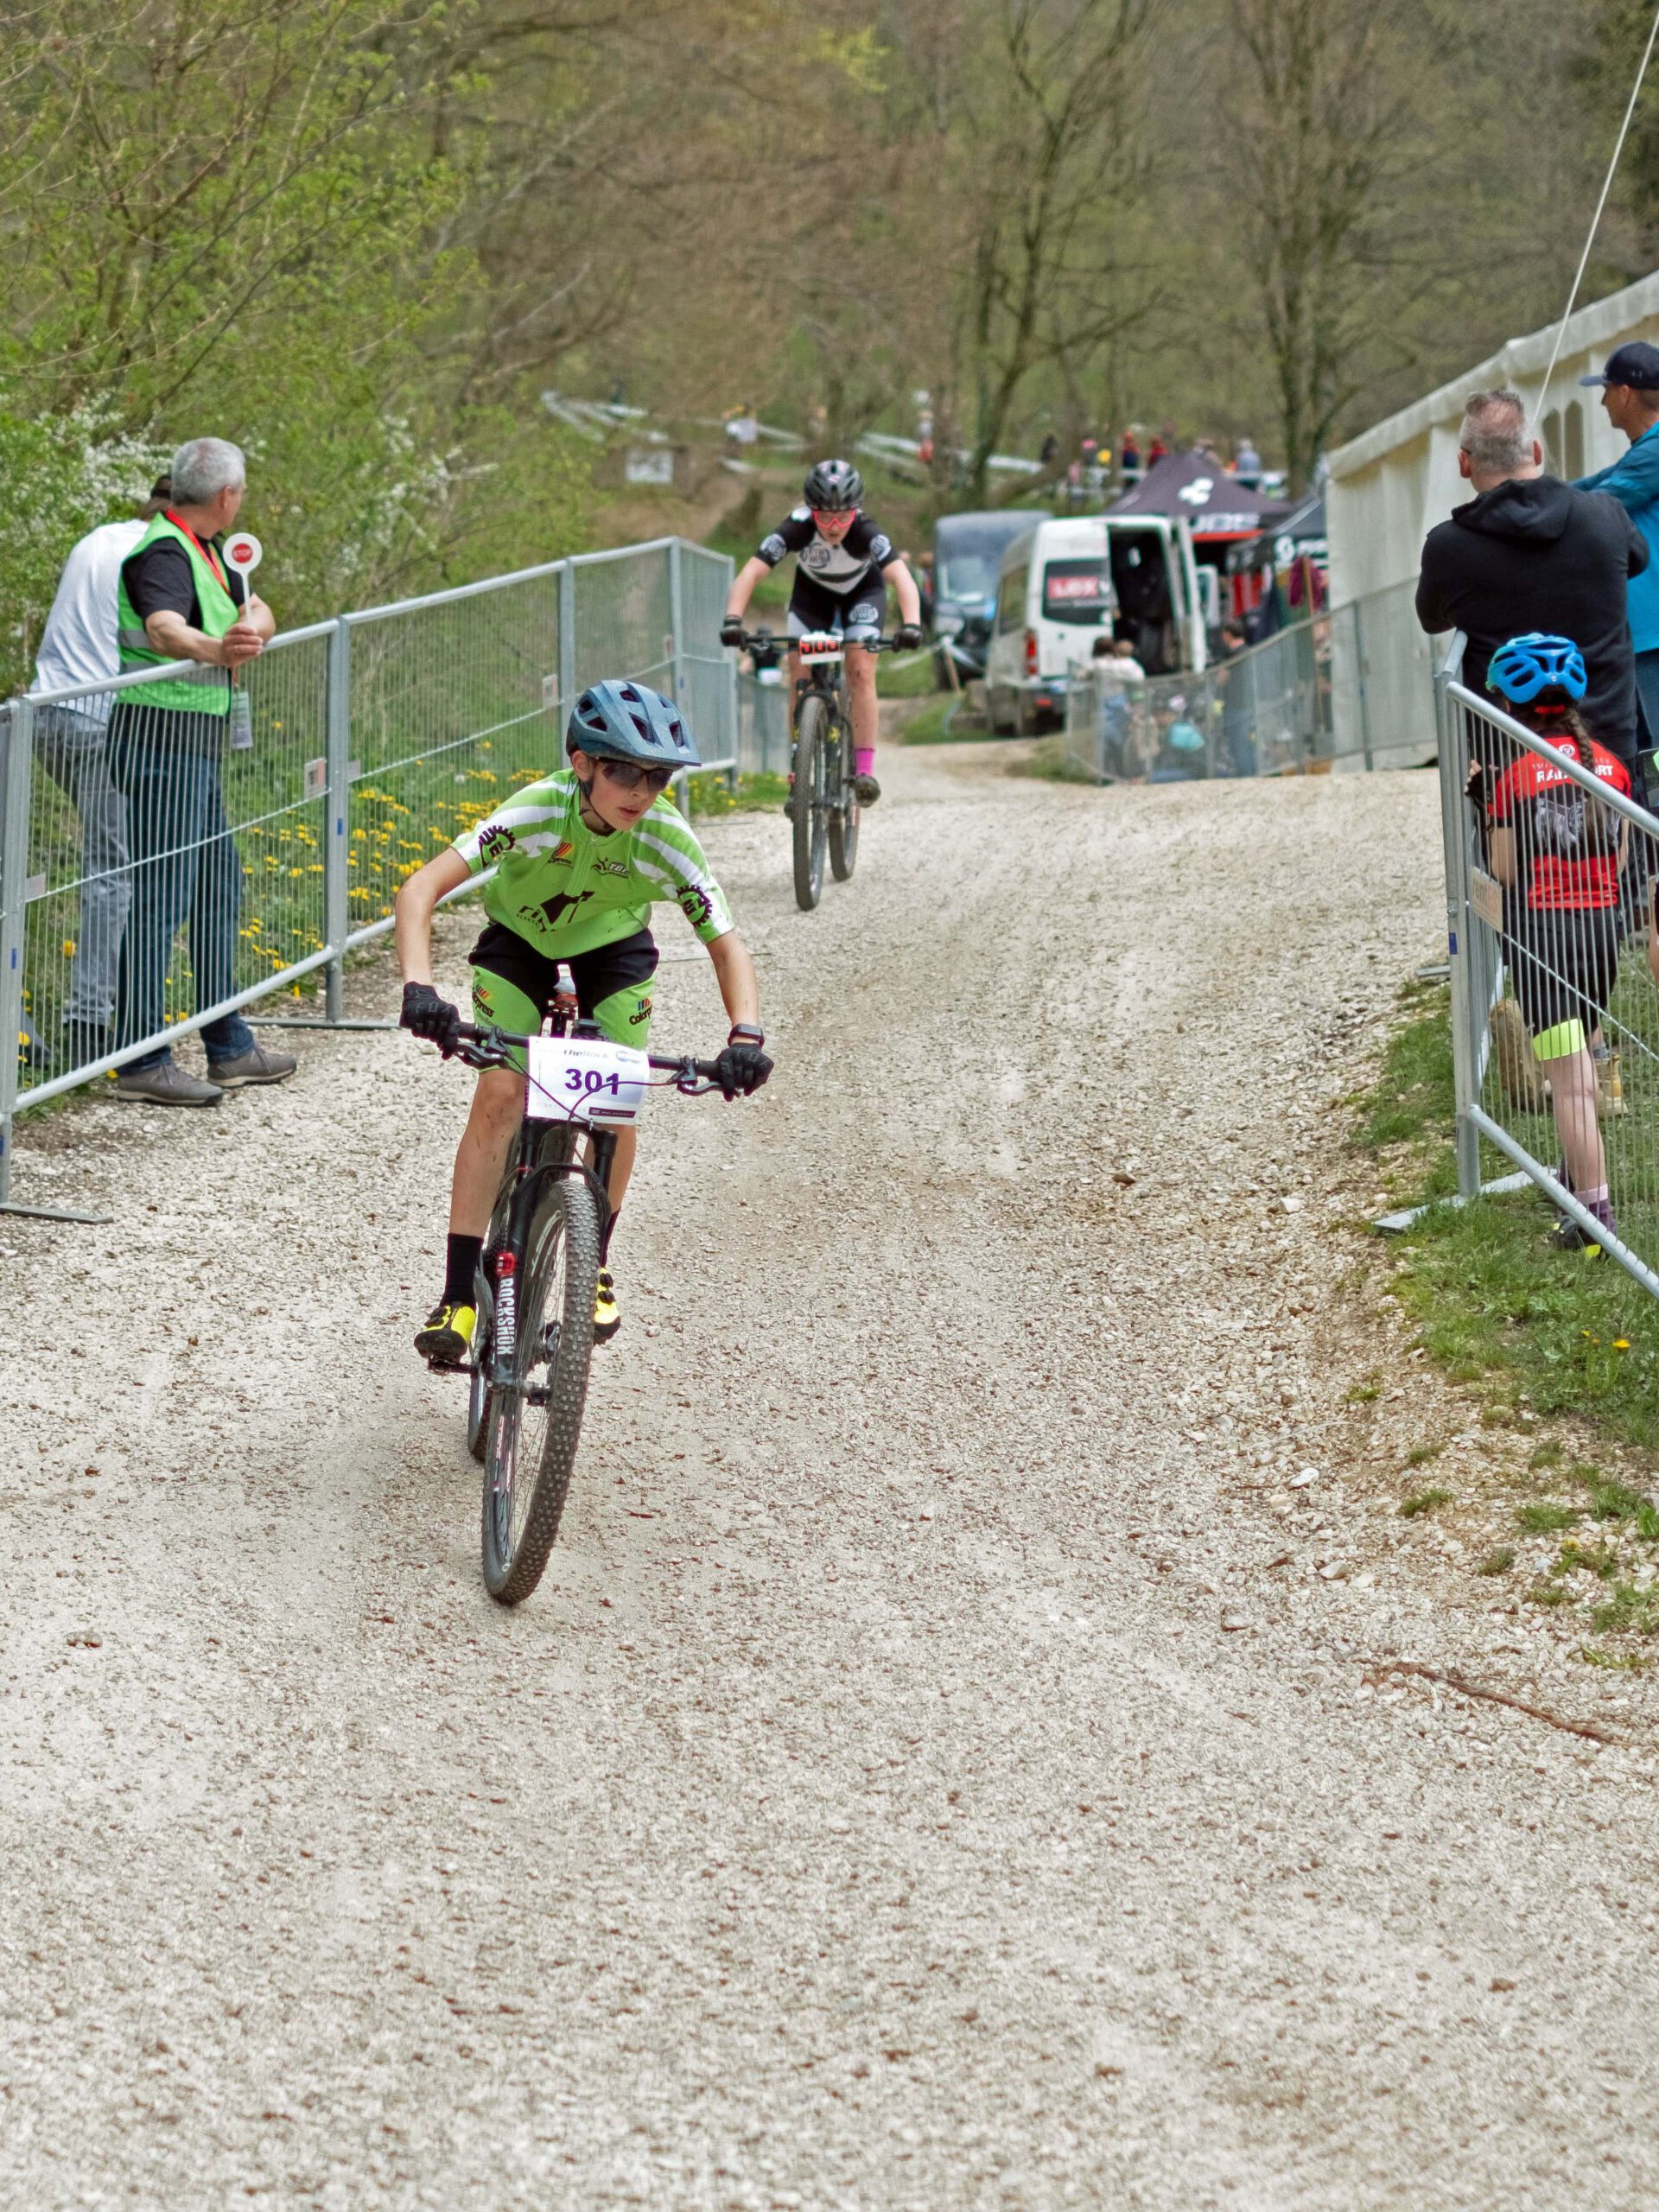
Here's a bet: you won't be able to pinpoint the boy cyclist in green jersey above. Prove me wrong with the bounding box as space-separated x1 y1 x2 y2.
394 680 772 1363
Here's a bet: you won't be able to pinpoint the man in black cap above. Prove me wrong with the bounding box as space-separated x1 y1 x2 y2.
1576 340 1659 753
1416 388 1648 769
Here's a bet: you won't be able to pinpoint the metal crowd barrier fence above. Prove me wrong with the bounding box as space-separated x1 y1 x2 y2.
1059 614 1344 783
1434 634 1659 1298
0 535 739 1218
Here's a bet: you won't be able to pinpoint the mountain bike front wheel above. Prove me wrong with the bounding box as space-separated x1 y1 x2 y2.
480 1173 600 1605
792 693 829 912
829 723 860 882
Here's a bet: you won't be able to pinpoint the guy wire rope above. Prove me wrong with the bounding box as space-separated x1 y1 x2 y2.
1536 1 1659 448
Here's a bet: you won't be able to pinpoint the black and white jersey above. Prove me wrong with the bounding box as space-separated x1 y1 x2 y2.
756 508 895 598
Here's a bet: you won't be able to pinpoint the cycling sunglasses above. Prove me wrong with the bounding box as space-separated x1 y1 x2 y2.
597 757 675 795
811 507 856 525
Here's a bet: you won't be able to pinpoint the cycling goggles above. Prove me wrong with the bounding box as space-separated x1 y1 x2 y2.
597 757 675 795
811 508 856 526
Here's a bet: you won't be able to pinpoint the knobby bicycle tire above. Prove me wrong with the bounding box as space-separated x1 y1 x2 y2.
792 692 829 912
828 713 860 882
480 1173 600 1605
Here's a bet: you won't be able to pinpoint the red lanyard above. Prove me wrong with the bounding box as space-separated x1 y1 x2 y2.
165 510 231 595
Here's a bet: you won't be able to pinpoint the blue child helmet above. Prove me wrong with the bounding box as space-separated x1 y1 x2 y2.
1487 632 1587 705
565 679 702 768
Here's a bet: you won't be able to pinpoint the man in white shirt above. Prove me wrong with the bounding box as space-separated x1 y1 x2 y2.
22 478 168 1066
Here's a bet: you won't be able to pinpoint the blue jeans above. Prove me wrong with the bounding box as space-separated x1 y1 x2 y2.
109 708 253 1071
0 702 131 1030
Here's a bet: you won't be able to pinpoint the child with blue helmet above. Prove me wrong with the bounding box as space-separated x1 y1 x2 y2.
1484 634 1629 1251
395 679 771 1359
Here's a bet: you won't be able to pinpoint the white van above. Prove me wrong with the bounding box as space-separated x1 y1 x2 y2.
1103 514 1209 681
984 517 1114 736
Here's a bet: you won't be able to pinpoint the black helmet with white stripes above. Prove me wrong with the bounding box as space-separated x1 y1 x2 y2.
803 458 863 512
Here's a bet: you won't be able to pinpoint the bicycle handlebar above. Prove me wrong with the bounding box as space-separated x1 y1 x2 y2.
448 1020 724 1093
728 626 899 653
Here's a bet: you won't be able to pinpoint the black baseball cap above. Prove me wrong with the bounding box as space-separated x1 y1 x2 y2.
1580 340 1659 390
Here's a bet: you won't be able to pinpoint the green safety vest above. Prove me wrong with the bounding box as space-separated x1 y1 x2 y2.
116 512 238 715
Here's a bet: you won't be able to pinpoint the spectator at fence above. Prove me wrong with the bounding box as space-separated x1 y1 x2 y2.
1091 629 1145 778
13 474 170 1071
1234 435 1263 489
1119 427 1143 485
108 436 296 1106
1415 389 1649 772
1482 634 1628 1250
1575 343 1659 764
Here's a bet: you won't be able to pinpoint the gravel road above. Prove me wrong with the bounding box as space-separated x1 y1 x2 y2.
4 740 1658 2209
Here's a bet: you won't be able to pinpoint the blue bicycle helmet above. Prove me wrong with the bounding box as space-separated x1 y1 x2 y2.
565 679 701 768
1486 632 1587 705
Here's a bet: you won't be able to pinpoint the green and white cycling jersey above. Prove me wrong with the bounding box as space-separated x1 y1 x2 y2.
453 768 734 957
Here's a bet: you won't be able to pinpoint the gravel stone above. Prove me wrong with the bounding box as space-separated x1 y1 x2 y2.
2 743 1656 2206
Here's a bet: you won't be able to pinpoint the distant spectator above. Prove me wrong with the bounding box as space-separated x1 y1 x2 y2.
1090 631 1144 777
1235 435 1263 488
1415 389 1648 772
109 436 296 1106
1039 430 1060 468
1217 620 1256 777
16 474 171 1071
1576 342 1659 769
1147 429 1169 468
1119 428 1143 485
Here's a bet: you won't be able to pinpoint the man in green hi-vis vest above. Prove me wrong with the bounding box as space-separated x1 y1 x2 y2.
110 436 297 1105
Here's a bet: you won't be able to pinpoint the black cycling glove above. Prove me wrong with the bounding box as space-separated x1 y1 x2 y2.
720 617 747 649
713 1027 772 1101
894 622 924 652
401 981 462 1056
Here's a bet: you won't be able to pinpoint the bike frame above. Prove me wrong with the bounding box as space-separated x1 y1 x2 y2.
454 1019 720 1393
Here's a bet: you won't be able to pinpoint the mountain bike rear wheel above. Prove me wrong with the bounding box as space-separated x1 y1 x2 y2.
480 1173 600 1605
792 693 829 912
829 721 860 881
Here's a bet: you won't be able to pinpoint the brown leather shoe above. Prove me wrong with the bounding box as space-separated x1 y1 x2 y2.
207 1043 297 1088
114 1058 224 1107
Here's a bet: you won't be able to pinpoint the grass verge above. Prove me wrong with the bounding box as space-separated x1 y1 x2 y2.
683 771 788 818
1357 980 1659 1452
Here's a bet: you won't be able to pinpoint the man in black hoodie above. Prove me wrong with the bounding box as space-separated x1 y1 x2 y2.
1416 387 1649 769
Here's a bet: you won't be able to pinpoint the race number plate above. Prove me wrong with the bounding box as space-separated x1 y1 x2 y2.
525 1034 650 1124
1469 868 1504 934
797 630 843 662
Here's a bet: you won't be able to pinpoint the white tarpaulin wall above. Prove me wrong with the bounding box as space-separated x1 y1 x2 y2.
1326 268 1659 605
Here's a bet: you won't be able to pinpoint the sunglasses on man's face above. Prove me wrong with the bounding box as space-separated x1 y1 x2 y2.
598 757 675 795
812 508 855 526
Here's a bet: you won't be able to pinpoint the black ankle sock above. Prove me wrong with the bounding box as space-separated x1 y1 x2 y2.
443 1232 484 1306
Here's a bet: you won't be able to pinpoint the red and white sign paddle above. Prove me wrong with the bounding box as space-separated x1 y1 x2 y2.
223 531 263 594
222 533 263 750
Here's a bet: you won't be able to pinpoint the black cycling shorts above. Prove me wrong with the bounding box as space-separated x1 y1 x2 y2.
469 920 658 1049
1503 906 1619 1059
787 569 884 640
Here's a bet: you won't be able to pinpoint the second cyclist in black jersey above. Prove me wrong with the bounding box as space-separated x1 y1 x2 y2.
721 459 922 805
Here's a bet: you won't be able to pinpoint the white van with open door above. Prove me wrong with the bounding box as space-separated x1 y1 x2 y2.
1101 514 1208 679
984 517 1116 735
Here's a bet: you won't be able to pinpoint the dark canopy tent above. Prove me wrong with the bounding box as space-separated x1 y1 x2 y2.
1107 448 1290 541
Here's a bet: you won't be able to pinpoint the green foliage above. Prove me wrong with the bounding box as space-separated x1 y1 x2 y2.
1356 986 1659 1452
0 0 594 671
1592 1584 1659 1637
1399 1488 1452 1518
683 772 790 818
1516 1503 1580 1534
1475 1548 1516 1576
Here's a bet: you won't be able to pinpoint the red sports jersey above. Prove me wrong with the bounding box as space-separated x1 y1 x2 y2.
1489 734 1630 911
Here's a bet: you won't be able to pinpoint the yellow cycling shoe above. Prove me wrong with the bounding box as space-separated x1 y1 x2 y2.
416 1300 477 1368
593 1269 620 1345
